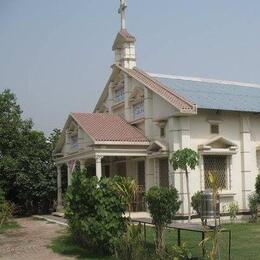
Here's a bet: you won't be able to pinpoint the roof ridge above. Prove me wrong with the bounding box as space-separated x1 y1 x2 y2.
148 73 260 89
133 67 196 108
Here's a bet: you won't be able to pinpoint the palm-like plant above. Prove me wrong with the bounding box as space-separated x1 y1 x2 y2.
170 148 199 222
200 172 222 260
115 177 137 218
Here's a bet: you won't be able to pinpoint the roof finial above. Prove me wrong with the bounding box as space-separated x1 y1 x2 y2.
118 0 127 30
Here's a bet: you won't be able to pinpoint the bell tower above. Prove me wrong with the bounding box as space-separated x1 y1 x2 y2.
112 0 136 69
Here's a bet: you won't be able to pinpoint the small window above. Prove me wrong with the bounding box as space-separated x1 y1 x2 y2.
114 87 124 103
210 124 219 134
133 102 144 120
70 135 79 149
160 127 165 137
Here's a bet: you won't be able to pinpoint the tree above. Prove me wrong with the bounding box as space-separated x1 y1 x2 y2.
145 186 181 257
170 148 199 222
0 89 60 214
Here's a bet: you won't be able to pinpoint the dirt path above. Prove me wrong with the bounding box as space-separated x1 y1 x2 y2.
0 217 74 260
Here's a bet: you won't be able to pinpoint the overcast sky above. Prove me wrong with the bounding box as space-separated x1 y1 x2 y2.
1 0 260 134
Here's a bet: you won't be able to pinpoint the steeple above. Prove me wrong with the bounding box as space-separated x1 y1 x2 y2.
112 0 136 69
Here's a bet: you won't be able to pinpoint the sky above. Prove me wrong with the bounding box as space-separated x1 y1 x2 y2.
0 0 260 135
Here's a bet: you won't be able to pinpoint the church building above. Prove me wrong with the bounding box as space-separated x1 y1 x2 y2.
54 0 260 216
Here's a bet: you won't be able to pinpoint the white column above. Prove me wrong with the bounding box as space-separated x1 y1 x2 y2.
124 75 132 121
80 159 85 171
57 165 63 211
145 158 155 191
95 156 103 179
144 88 153 139
240 114 252 210
67 163 72 186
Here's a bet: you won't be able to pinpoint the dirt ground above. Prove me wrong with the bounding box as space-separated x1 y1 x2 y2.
0 217 74 260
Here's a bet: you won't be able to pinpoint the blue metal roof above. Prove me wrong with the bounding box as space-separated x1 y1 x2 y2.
151 75 260 113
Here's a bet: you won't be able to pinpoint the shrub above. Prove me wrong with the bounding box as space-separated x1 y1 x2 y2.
248 193 258 223
65 170 127 254
146 186 181 257
0 189 12 227
115 224 145 260
168 242 193 260
228 201 239 222
191 191 204 224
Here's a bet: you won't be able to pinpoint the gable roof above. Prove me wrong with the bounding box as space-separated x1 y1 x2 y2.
71 113 149 144
116 65 197 113
150 73 260 113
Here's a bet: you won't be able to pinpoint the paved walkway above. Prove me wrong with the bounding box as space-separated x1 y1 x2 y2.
0 217 74 260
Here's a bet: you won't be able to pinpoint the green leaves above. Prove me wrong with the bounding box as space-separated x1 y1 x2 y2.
0 89 60 214
146 186 181 226
145 186 181 256
65 171 127 254
169 148 199 172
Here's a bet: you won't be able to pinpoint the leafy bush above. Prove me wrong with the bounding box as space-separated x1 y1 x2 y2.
115 224 145 260
191 191 204 224
65 170 127 254
146 186 181 256
248 193 258 223
168 242 193 260
0 189 12 227
228 201 239 222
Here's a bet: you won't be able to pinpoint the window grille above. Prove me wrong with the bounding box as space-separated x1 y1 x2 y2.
114 87 125 103
204 155 227 189
133 102 144 120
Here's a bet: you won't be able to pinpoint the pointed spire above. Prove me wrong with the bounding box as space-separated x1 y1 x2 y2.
118 0 127 30
113 0 136 68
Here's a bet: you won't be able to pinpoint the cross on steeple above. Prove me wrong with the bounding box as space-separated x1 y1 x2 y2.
118 0 127 30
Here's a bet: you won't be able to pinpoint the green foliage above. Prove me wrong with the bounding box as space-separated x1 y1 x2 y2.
170 148 199 172
146 186 181 226
248 193 258 223
170 148 199 222
146 186 181 256
168 242 193 260
65 170 127 254
255 174 260 198
191 191 203 216
114 176 137 218
191 191 204 224
0 189 12 227
0 89 60 214
228 201 239 222
115 224 145 260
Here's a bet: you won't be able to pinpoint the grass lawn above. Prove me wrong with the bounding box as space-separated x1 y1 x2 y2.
50 222 260 260
0 220 20 234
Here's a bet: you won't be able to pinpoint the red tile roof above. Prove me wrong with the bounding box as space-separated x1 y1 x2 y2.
71 113 149 143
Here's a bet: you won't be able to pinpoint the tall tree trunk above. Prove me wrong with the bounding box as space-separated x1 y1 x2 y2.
185 169 191 223
155 224 165 257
